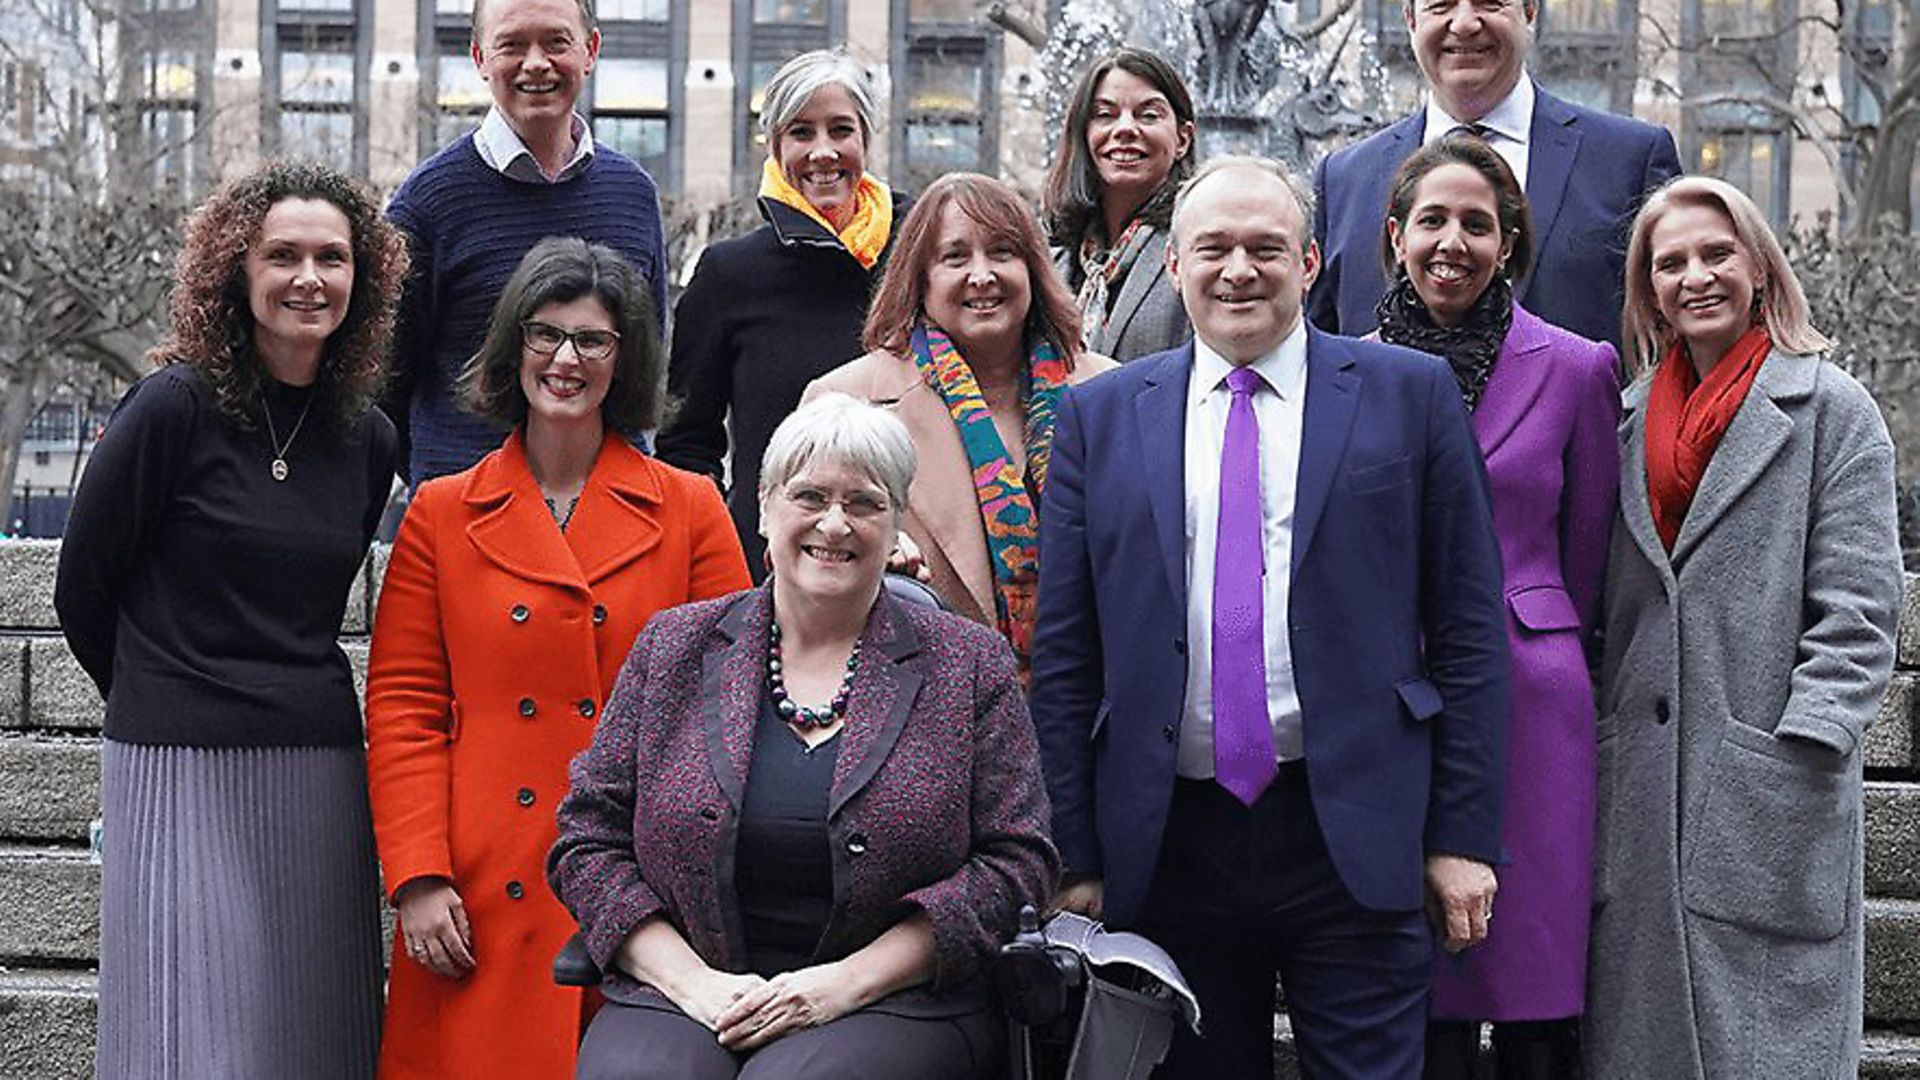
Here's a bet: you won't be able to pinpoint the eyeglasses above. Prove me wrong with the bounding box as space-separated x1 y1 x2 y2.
521 320 620 362
781 484 892 521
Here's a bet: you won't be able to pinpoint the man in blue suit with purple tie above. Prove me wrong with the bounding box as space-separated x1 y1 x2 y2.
1031 156 1511 1078
1308 0 1680 348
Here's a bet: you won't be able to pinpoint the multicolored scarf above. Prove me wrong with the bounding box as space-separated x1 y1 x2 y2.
910 323 1070 677
1645 324 1771 553
759 157 894 270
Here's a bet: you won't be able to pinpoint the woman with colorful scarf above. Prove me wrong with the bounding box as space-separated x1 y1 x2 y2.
1585 176 1899 1079
804 173 1115 680
1370 133 1621 1080
1043 47 1197 363
655 49 909 578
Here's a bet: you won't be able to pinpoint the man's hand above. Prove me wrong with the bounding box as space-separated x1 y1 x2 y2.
1424 854 1497 953
1049 877 1105 921
713 963 862 1050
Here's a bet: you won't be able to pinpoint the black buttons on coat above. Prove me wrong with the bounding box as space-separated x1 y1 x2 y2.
506 881 525 900
592 604 608 625
510 604 530 623
1162 725 1177 744
577 699 597 719
1173 638 1187 656
518 697 537 718
700 806 721 821
517 788 536 807
845 833 869 856
1654 698 1671 724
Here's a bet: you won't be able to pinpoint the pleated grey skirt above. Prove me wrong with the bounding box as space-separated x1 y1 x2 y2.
98 740 383 1080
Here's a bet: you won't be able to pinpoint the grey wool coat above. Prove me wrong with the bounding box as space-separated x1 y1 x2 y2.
1054 230 1190 363
1586 349 1902 1079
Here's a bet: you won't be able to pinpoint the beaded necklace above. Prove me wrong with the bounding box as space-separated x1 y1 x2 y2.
766 619 858 730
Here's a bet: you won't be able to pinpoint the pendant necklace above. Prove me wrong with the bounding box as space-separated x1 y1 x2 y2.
261 389 315 482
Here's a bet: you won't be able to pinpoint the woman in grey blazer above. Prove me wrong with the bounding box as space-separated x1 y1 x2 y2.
1587 175 1902 1079
1043 48 1195 362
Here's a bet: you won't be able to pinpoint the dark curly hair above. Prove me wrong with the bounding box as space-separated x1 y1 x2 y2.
458 237 663 432
150 160 408 433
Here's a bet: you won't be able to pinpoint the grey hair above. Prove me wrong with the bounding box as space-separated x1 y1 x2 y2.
758 49 880 150
759 393 917 516
1170 155 1317 247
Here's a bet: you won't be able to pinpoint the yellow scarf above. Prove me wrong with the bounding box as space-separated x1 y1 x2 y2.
758 157 893 270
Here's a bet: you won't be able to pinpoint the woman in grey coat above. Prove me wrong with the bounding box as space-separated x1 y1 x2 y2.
1043 48 1195 362
1587 174 1902 1078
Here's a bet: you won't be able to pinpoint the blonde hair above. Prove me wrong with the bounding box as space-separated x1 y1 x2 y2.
1622 175 1829 376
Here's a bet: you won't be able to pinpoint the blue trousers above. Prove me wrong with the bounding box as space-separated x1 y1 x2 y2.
1140 770 1432 1080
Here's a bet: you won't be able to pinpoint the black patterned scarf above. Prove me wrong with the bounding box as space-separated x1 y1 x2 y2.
1373 274 1514 411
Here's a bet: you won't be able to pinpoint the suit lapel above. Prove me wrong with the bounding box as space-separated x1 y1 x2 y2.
1617 384 1673 577
570 435 665 585
1472 306 1554 460
1098 231 1168 353
1136 346 1193 609
462 431 588 593
1669 350 1804 564
830 596 924 818
1520 88 1580 308
1292 329 1363 576
701 590 768 811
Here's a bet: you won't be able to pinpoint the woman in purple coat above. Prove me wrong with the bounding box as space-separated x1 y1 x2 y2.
1372 133 1622 1078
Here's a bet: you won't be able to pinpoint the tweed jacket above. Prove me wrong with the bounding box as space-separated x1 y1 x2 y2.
366 429 750 1079
548 586 1060 1007
1587 350 1900 1078
1053 230 1190 363
801 348 1117 628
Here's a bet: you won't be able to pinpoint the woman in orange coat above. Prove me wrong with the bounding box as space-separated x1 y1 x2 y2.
366 238 751 1079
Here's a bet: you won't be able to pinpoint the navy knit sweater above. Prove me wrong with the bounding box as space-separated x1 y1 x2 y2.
384 135 669 484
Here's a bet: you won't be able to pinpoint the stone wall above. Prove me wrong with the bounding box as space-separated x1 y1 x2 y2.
1 539 1917 1077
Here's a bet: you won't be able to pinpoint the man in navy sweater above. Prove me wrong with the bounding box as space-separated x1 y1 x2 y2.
382 0 669 484
1308 0 1679 351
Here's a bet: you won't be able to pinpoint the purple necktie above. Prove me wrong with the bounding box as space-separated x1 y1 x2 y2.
1213 366 1277 806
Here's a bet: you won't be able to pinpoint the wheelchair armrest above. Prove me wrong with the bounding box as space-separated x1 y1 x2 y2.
553 932 603 987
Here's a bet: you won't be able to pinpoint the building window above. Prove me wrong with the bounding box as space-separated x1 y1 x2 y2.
270 0 365 174
1697 0 1773 38
1698 129 1788 224
1680 0 1791 226
893 0 998 192
589 57 670 179
141 50 200 189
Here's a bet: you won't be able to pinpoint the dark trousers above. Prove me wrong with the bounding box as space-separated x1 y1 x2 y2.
1140 770 1431 1080
574 992 1004 1080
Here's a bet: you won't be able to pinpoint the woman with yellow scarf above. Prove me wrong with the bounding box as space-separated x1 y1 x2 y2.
656 49 909 577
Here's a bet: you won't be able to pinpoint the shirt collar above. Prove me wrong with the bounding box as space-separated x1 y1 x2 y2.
475 106 595 182
1422 75 1534 147
1189 317 1310 409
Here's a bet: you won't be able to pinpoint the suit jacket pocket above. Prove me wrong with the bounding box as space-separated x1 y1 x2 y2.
1681 720 1854 941
1348 455 1411 495
1394 677 1443 722
1506 585 1581 633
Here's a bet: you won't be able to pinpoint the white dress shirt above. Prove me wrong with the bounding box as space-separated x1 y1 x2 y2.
1178 320 1309 776
474 106 596 183
1423 76 1534 188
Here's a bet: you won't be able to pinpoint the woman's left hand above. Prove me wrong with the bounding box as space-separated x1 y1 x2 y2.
886 532 934 584
712 962 863 1051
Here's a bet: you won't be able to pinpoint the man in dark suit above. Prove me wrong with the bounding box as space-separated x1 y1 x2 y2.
1307 0 1680 348
1031 156 1511 1079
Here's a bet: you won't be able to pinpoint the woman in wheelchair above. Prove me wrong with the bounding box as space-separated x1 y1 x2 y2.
549 394 1060 1079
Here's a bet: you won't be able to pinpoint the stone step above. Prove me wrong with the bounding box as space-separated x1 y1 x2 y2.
1865 1031 1920 1080
0 846 98 964
0 734 99 843
1868 898 1920 1025
0 969 95 1080
1870 672 1918 771
1870 782 1920 899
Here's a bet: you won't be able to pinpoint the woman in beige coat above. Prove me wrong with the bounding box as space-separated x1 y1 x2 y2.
805 173 1114 679
1587 176 1902 1078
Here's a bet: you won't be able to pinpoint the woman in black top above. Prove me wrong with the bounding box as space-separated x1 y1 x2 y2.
55 161 407 1079
654 48 909 577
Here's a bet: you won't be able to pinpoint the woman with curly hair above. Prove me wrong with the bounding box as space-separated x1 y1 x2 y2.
55 160 408 1079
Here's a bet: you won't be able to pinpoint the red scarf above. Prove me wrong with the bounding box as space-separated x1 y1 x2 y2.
1644 325 1771 552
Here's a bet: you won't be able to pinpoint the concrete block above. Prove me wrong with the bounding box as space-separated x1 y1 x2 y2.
1900 574 1920 669
341 552 370 636
0 971 95 1080
1867 898 1920 1024
1870 673 1918 770
0 540 60 631
0 638 23 727
24 639 102 731
0 735 100 843
344 640 369 707
0 847 99 962
365 543 392 629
